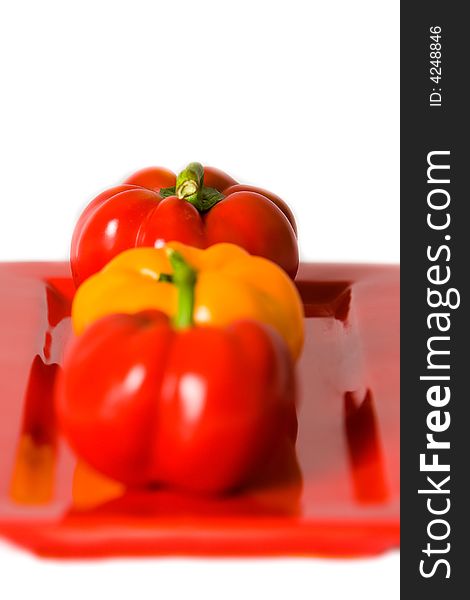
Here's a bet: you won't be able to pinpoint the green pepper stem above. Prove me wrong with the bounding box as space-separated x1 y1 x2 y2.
175 162 204 207
160 162 225 212
167 249 197 329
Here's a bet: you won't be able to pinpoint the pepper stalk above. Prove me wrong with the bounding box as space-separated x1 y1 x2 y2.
160 162 225 212
167 249 197 329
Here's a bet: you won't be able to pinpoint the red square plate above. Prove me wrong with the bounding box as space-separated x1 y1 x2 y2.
0 262 399 558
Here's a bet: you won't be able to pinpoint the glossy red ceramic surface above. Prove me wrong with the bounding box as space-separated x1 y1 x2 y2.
0 262 399 558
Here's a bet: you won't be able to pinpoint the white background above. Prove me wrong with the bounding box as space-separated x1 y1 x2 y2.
0 1 399 598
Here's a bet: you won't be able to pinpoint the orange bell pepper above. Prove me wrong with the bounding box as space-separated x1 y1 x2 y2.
72 242 304 359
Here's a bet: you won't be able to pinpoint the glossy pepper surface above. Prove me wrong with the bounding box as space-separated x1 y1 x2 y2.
72 242 304 360
70 162 298 285
56 251 297 493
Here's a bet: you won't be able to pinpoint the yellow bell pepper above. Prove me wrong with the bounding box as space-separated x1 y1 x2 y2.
72 242 304 359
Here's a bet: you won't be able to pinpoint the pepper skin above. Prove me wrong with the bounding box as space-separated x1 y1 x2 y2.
72 242 304 360
55 252 297 494
70 162 298 285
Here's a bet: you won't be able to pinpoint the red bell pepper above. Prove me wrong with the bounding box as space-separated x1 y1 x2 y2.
70 162 298 286
56 251 297 493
